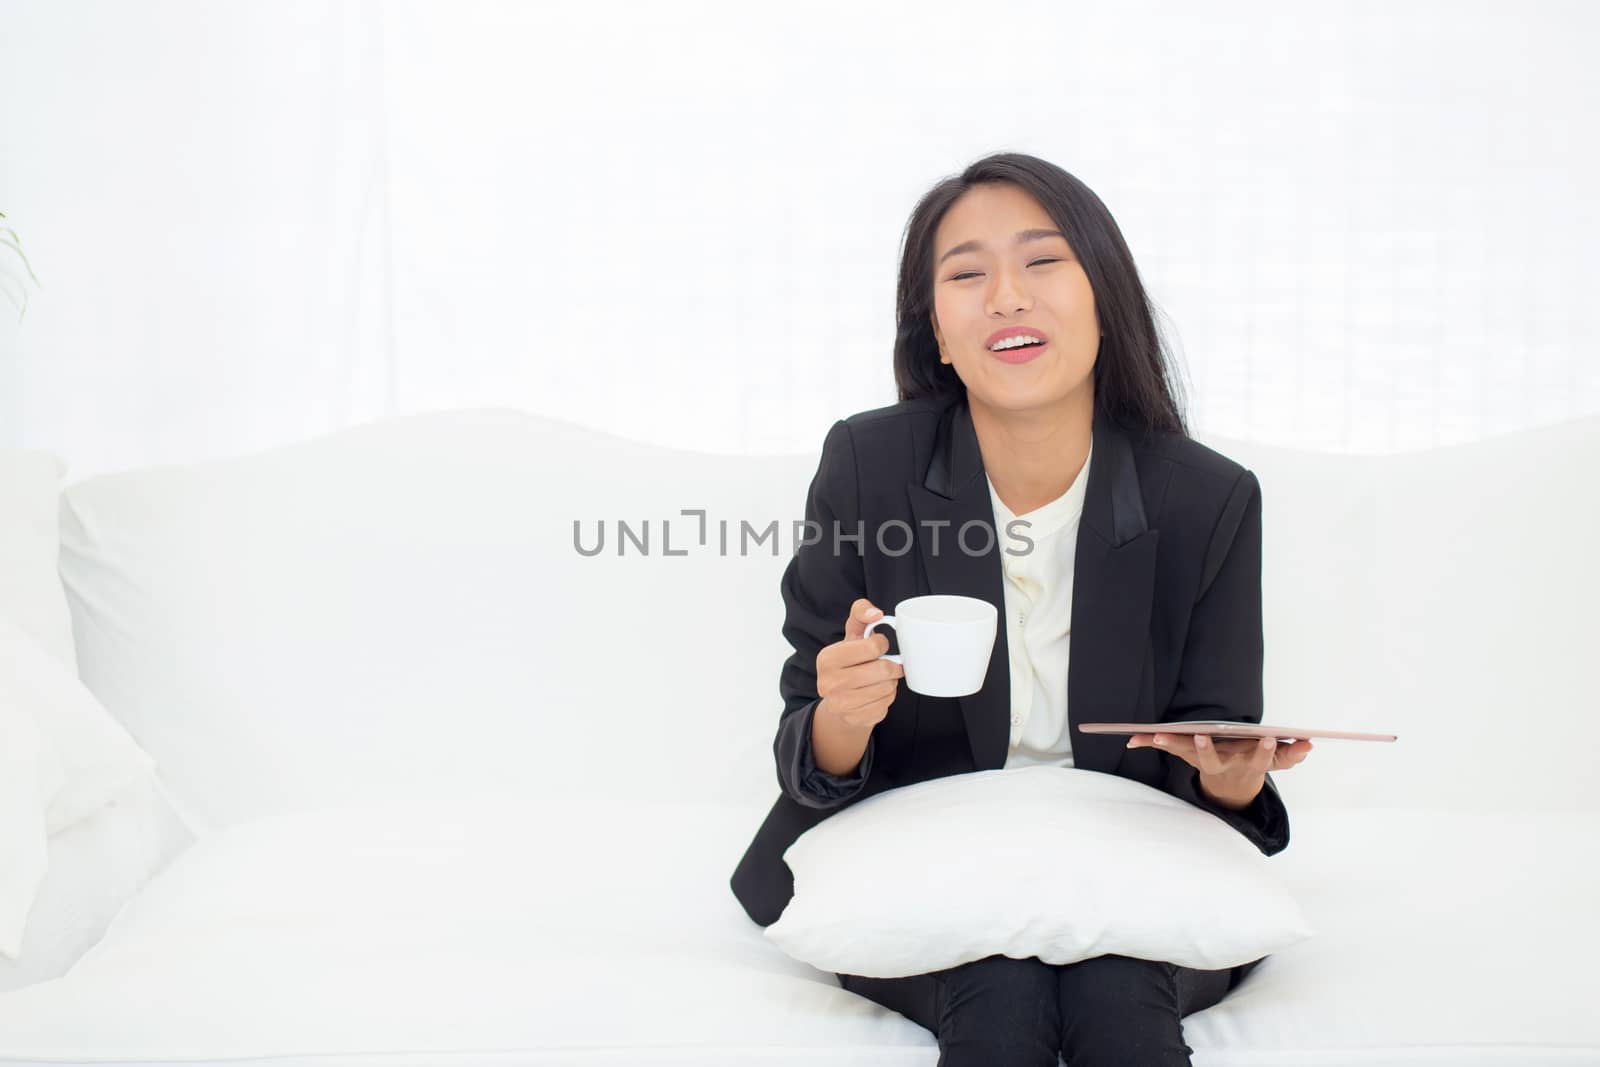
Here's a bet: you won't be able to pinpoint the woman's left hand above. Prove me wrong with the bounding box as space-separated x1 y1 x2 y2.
1126 731 1313 808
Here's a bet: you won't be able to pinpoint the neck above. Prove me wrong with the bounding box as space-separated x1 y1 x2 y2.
969 385 1094 515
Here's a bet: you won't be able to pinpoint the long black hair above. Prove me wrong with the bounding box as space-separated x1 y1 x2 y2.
892 152 1191 437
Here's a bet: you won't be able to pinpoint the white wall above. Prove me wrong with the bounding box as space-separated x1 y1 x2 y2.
1 0 1596 480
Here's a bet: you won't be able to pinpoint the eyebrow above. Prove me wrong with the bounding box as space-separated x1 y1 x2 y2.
938 228 1068 266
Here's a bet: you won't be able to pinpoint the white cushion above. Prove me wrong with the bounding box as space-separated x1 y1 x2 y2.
52 404 1600 835
0 449 76 673
0 801 1592 1062
58 409 814 832
0 799 933 1062
765 765 1313 978
1216 415 1600 814
0 657 54 960
0 615 155 835
0 616 161 961
0 772 195 993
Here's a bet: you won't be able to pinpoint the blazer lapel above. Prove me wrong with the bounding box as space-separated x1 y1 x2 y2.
1068 405 1161 774
907 393 1160 775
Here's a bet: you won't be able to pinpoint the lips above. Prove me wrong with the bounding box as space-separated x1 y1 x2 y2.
985 326 1049 349
990 338 1047 365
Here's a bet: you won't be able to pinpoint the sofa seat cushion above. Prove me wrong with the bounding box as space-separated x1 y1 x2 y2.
0 800 1590 1064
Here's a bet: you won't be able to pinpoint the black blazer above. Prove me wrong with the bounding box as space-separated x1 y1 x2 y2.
730 390 1290 928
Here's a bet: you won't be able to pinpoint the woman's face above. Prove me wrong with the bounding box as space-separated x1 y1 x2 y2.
929 182 1100 416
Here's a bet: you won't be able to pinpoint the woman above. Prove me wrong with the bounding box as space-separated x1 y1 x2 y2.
729 152 1314 1066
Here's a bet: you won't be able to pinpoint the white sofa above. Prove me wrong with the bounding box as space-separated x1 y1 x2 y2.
0 406 1595 1066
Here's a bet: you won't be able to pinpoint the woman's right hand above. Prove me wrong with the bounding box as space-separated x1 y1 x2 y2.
815 598 905 732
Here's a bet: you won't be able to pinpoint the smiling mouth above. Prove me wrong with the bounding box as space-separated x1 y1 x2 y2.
990 338 1048 364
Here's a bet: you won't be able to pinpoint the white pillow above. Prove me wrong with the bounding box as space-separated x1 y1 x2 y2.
0 614 156 835
0 668 56 959
765 764 1314 978
0 772 195 993
0 615 159 961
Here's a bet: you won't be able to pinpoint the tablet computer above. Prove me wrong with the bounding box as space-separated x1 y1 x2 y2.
1079 720 1396 742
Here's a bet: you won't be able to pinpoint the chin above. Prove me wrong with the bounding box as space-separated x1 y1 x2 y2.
975 388 1064 414
974 372 1082 410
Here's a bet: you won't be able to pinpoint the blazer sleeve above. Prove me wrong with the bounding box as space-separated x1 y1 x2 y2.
772 419 876 810
1159 468 1291 856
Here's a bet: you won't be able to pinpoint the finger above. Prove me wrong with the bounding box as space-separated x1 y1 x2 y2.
844 599 884 641
842 657 903 686
835 690 899 728
1252 736 1277 772
1193 734 1226 776
845 696 895 729
826 633 893 669
1273 739 1313 769
1151 733 1203 770
1128 731 1183 751
831 677 900 713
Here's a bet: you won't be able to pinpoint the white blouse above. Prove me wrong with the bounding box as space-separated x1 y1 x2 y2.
984 436 1094 770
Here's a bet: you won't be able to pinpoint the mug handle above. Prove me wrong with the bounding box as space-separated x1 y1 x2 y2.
862 616 903 665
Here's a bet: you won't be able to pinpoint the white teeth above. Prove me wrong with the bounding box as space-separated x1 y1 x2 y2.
990 336 1044 351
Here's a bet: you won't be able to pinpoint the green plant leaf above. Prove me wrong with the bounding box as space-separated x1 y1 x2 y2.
0 274 27 319
0 234 41 286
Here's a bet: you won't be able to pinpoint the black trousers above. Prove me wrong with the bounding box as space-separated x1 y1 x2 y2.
836 952 1265 1066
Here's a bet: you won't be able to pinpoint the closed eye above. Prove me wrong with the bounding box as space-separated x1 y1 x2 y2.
950 258 1061 281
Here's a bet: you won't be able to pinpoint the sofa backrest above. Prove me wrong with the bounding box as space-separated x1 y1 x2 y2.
58 409 808 832
56 408 1599 830
1227 416 1600 814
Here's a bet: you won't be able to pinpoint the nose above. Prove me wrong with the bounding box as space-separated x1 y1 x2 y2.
985 264 1031 315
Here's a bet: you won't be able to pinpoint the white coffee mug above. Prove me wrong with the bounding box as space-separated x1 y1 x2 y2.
862 594 998 697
